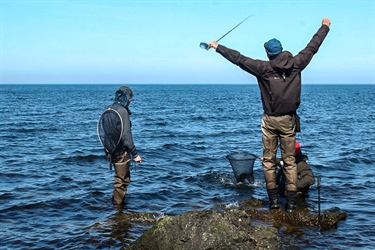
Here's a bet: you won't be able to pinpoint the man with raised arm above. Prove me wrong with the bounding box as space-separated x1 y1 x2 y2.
208 18 330 212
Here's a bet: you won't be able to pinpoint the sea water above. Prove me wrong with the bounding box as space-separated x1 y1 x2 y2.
1 84 375 249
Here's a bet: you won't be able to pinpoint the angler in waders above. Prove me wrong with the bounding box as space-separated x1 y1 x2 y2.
98 86 142 205
207 17 330 212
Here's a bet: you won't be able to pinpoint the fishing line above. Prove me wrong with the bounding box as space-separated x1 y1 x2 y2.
199 14 254 50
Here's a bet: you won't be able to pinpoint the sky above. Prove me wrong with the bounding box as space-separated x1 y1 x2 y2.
0 0 374 84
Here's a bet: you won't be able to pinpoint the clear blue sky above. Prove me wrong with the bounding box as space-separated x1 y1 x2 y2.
1 0 374 84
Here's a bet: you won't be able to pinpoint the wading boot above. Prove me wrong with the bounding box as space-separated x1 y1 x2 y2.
285 191 297 213
267 188 281 209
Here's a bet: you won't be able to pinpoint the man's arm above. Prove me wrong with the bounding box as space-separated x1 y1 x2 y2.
294 17 331 70
208 41 265 77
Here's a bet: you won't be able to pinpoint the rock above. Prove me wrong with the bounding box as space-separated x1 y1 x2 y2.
123 198 348 250
124 209 280 250
237 198 348 230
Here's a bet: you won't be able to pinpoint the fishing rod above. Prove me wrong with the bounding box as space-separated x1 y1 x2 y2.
199 14 253 50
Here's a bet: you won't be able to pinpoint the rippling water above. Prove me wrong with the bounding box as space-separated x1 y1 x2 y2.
1 84 375 249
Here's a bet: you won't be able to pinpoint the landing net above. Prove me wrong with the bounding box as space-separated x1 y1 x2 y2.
226 152 258 184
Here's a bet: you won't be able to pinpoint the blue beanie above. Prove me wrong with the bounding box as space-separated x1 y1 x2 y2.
264 38 283 56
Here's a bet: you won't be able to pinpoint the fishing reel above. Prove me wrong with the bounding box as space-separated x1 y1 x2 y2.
199 42 211 50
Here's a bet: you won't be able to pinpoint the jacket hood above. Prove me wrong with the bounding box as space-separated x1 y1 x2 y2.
270 51 294 71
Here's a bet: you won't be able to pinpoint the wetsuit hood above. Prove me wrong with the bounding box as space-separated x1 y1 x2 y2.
114 86 133 109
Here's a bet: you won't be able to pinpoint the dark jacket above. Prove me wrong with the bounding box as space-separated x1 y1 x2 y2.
294 153 315 189
276 153 315 196
107 103 138 158
216 25 330 116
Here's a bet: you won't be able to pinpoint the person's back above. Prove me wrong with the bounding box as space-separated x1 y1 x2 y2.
295 153 315 197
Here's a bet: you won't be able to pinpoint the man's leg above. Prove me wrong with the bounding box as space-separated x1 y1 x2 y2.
261 114 280 209
279 115 297 212
112 152 131 205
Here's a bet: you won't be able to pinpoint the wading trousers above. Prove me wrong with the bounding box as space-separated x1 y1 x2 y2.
261 114 298 192
112 152 131 205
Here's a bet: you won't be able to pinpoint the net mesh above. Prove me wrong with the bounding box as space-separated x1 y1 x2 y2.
97 108 123 155
226 152 258 184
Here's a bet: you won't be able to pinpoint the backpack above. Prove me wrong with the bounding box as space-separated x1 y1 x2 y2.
97 106 123 170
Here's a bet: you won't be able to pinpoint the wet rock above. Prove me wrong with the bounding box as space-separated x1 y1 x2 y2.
237 198 348 230
123 198 348 249
124 209 280 250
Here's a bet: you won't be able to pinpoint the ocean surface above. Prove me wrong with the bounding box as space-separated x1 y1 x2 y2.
1 83 375 249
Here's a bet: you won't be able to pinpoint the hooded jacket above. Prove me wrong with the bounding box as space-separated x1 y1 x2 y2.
216 25 330 116
276 152 315 195
104 87 138 158
295 153 315 189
